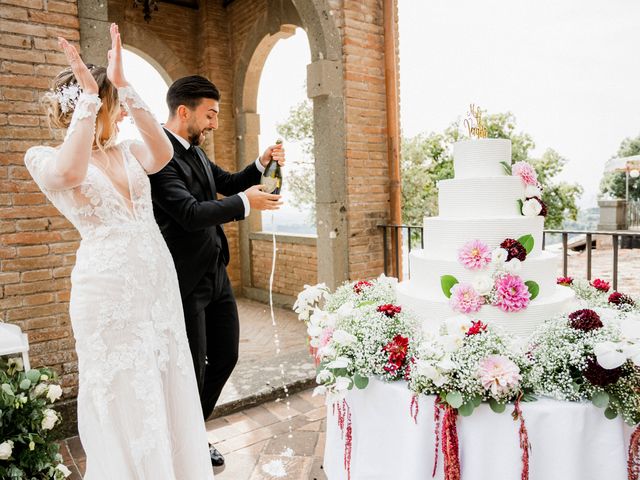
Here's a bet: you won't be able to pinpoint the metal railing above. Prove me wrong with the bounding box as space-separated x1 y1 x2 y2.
379 225 640 291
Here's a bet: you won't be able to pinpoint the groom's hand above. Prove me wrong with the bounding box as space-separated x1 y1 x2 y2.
259 143 285 168
245 184 282 211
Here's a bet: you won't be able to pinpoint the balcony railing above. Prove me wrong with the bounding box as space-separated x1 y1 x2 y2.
379 225 640 291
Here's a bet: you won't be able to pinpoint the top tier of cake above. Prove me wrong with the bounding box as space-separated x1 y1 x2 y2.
453 138 512 179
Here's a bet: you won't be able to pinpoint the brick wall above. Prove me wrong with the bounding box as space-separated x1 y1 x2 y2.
250 238 317 297
1 0 82 412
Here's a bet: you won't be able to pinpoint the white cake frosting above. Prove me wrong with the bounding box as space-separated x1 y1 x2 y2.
399 137 576 337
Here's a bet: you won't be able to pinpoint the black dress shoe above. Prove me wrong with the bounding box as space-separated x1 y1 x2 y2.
209 445 224 467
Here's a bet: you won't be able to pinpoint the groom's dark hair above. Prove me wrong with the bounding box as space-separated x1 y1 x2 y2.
166 75 220 116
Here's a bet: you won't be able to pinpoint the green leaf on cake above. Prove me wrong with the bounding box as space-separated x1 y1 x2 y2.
489 398 506 414
445 391 464 409
441 275 459 298
353 373 369 390
517 234 534 254
500 161 513 175
592 391 610 409
525 280 540 300
517 199 524 215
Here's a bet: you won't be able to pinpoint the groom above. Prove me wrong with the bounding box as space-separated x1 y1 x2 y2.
149 75 284 466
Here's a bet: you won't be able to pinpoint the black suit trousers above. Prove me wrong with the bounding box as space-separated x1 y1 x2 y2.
183 257 239 420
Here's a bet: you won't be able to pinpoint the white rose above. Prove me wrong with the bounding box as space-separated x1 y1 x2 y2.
56 464 72 478
316 369 334 384
41 409 58 430
524 185 542 197
522 198 542 217
336 302 355 318
440 334 464 352
444 315 473 337
416 361 439 379
436 357 456 372
334 376 352 391
472 274 494 296
0 441 13 460
491 248 507 265
46 384 63 403
504 258 522 273
325 357 351 369
33 383 48 398
332 329 357 346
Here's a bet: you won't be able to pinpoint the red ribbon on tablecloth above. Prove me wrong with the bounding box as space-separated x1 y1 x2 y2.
512 396 530 480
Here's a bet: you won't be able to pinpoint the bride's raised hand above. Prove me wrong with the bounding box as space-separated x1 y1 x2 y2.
107 23 128 88
58 37 98 94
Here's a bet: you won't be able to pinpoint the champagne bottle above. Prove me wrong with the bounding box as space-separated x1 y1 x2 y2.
260 139 283 194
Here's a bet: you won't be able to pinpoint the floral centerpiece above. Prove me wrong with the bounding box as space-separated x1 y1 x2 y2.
560 277 639 314
441 236 540 314
0 357 71 479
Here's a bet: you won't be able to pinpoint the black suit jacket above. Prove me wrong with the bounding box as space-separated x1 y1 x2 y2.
149 129 262 298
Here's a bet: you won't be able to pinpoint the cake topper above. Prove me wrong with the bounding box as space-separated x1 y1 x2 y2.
464 103 488 139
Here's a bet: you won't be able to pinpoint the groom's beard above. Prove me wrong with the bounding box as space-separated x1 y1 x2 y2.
187 121 206 146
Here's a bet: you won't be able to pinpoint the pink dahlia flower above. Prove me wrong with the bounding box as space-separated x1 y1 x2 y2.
478 355 522 397
512 161 538 186
458 239 492 270
449 283 484 314
494 274 531 312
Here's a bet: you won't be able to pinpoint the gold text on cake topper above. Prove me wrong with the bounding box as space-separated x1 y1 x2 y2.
464 104 488 139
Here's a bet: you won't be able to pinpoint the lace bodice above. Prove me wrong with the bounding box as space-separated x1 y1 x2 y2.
25 142 155 238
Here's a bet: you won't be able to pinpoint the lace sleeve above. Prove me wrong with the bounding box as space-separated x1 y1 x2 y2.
64 93 102 142
116 85 172 174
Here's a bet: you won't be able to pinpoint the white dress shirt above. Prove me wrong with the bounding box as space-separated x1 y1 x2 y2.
165 128 264 218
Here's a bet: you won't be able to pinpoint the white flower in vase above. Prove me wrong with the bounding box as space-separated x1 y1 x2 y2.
41 409 58 430
56 464 72 478
46 384 63 403
316 369 334 384
334 376 352 391
522 198 542 217
336 301 356 318
325 357 351 369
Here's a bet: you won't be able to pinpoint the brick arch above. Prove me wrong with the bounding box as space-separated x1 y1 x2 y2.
235 0 348 289
119 23 190 83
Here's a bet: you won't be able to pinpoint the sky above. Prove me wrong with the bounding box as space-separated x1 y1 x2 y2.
120 0 640 220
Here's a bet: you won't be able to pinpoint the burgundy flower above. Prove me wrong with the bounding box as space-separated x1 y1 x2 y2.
591 278 611 293
466 320 488 336
527 196 548 217
500 238 527 262
583 356 623 387
377 304 402 318
568 309 603 332
353 280 373 294
557 276 574 286
383 335 409 366
608 291 635 307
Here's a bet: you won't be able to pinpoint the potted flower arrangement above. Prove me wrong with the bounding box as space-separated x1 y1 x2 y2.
0 356 71 479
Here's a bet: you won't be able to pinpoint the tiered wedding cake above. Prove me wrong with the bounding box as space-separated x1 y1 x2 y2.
397 137 576 337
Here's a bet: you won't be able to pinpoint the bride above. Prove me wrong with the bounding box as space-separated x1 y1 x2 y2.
24 24 214 479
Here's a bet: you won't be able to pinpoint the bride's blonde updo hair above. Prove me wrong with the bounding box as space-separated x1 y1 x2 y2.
42 64 121 150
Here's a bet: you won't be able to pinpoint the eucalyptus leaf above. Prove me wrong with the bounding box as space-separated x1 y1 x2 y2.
472 395 482 407
353 374 369 390
525 281 540 300
446 391 463 409
489 398 507 413
1 383 14 397
26 370 41 383
441 275 459 299
521 392 538 403
458 401 475 417
604 407 618 420
517 234 535 254
500 160 512 175
591 391 610 409
19 379 31 390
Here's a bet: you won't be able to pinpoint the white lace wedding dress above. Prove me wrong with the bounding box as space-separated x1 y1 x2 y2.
25 90 214 479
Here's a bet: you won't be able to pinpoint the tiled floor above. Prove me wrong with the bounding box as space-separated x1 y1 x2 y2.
59 388 328 480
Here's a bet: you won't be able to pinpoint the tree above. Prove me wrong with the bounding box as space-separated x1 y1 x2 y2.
276 100 316 223
401 112 583 229
599 133 640 201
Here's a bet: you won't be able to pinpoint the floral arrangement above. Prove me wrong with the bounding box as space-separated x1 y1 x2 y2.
501 160 548 218
527 308 640 425
408 317 530 415
560 277 639 314
441 236 539 314
0 357 71 479
294 275 418 398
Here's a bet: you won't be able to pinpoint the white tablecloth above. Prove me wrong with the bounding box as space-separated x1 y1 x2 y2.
324 378 632 480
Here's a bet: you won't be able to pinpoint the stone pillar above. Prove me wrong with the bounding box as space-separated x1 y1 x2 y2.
307 59 348 289
78 0 111 65
597 199 628 248
237 112 262 292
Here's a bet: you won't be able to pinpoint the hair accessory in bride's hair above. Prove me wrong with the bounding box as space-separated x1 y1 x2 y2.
55 83 82 114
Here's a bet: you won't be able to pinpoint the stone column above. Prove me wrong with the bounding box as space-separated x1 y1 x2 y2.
78 0 111 65
307 59 348 289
